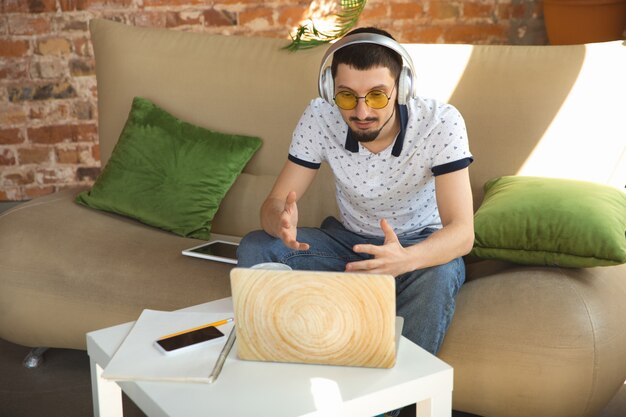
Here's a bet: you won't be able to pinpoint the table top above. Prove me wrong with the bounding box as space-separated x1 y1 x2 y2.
87 298 453 417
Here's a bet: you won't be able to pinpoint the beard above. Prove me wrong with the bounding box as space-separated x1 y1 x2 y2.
348 106 396 143
348 123 382 143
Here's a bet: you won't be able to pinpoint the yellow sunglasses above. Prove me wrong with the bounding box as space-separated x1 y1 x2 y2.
333 86 395 110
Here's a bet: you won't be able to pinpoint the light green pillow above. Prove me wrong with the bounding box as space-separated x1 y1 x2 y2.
76 97 261 239
471 176 626 267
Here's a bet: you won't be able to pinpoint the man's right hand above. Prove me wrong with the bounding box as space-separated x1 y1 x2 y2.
277 191 310 251
260 160 317 251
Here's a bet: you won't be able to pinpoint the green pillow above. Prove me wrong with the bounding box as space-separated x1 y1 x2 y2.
471 176 626 267
76 97 261 239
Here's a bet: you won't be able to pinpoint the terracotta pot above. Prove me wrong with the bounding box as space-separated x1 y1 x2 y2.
543 0 626 44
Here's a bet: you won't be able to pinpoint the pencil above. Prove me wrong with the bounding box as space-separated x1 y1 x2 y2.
157 317 234 340
208 326 236 383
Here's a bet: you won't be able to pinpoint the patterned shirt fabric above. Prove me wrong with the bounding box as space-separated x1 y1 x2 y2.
288 97 473 238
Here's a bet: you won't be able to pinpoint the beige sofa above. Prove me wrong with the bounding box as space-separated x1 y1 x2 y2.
1 18 624 417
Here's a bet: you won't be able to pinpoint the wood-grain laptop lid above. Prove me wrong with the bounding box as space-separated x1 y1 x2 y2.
230 268 397 368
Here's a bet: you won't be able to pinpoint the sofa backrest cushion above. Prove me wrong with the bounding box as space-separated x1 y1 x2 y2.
90 19 625 237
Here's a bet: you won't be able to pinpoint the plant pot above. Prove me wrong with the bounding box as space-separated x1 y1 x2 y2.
543 0 626 44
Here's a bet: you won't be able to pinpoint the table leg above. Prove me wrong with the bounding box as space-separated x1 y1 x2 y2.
415 391 452 417
90 358 124 417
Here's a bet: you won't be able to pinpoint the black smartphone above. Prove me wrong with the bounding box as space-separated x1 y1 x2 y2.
154 326 225 355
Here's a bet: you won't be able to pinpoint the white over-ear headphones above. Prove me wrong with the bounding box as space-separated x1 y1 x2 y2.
318 33 417 106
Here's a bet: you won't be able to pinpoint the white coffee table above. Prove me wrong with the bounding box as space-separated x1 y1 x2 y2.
87 297 453 417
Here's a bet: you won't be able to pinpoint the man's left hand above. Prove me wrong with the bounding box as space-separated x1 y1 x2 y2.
345 219 413 277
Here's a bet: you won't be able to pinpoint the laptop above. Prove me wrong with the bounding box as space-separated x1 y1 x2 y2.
229 268 402 369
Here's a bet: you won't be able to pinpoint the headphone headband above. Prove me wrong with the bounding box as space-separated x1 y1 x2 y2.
318 33 417 103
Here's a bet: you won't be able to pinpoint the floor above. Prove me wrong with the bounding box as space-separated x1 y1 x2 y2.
0 338 624 417
0 339 145 417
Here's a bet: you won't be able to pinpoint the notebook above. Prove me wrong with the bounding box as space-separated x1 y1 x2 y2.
230 268 400 369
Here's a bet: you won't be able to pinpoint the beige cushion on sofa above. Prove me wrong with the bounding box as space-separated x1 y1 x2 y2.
442 261 626 417
0 189 233 348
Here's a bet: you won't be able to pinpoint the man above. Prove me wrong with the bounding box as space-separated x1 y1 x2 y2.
238 27 474 358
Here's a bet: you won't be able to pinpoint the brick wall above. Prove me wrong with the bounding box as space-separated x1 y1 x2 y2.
0 0 547 201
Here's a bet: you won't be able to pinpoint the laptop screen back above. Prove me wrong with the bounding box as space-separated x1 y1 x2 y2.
230 268 397 368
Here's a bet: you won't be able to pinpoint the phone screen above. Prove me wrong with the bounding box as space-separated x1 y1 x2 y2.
156 326 225 352
190 242 238 260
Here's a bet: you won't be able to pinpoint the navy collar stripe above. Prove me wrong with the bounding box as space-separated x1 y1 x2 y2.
344 105 408 157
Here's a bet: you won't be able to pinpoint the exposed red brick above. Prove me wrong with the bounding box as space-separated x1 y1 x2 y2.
23 185 55 198
497 3 529 20
360 3 388 20
204 9 237 27
9 81 77 102
36 167 75 184
0 187 25 201
29 102 71 121
276 6 309 26
1 0 29 13
0 39 30 58
166 11 203 28
445 23 508 44
73 37 93 57
0 105 28 125
133 12 167 28
91 144 100 162
54 16 90 32
76 166 101 181
29 59 66 79
0 149 17 166
81 0 133 8
0 61 28 80
27 0 56 13
69 58 96 76
239 7 273 28
56 147 81 164
7 16 51 35
36 37 72 56
28 124 97 144
72 100 94 120
18 147 52 164
0 129 25 145
143 0 204 6
59 0 91 11
3 171 35 186
390 3 424 19
401 25 446 43
463 2 495 20
429 1 461 20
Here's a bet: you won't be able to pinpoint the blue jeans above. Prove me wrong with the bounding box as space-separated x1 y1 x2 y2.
237 216 465 355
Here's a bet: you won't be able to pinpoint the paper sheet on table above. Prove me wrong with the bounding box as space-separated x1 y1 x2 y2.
102 309 235 383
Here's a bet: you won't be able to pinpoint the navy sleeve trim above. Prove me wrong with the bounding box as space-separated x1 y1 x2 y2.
431 157 474 176
288 154 321 170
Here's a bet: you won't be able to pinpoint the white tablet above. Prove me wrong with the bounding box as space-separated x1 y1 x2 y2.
182 240 239 264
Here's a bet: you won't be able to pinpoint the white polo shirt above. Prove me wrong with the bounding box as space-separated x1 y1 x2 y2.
288 97 473 238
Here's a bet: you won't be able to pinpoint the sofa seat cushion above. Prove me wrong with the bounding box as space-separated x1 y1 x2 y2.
76 97 261 240
471 176 626 267
0 189 234 349
443 260 626 417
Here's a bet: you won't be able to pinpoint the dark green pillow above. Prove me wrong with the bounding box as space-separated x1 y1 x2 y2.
471 176 626 267
76 97 261 239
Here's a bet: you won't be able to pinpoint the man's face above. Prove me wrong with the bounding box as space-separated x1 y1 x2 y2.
333 64 397 143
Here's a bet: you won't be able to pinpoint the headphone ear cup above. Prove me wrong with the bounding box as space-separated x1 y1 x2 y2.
397 66 412 105
320 67 334 103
